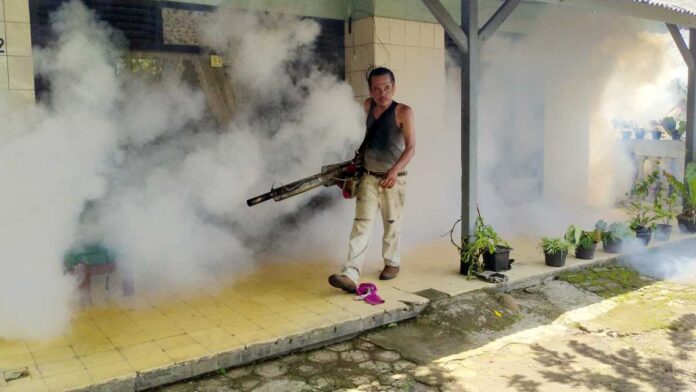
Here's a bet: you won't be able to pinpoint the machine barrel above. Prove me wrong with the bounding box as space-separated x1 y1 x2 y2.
246 173 327 206
246 160 356 207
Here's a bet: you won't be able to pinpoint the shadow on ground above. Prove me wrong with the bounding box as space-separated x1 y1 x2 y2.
504 312 696 392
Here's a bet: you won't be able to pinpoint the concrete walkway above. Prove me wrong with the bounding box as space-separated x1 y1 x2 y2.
0 233 694 392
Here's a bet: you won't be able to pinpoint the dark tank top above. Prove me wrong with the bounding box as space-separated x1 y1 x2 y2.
363 100 405 172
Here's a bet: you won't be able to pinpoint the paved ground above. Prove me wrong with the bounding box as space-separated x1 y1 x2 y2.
155 263 696 392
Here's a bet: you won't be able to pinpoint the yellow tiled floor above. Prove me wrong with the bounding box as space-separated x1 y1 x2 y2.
0 233 693 391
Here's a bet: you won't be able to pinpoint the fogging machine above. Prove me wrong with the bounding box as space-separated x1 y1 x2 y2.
246 159 363 207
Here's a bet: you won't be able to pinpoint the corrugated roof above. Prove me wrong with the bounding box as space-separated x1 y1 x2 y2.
633 0 696 16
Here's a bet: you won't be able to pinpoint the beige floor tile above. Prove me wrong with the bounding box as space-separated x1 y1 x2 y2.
1 380 49 392
319 311 359 323
248 314 285 329
71 340 115 356
176 319 216 334
142 325 186 340
0 341 29 355
78 350 125 368
301 300 340 314
135 316 179 330
0 351 35 369
118 342 163 360
115 297 154 310
341 303 384 317
154 335 196 351
260 317 302 336
199 308 247 324
154 300 191 315
265 300 303 312
188 327 243 352
108 330 151 348
26 337 69 353
233 304 275 319
42 369 92 391
87 360 135 383
37 358 84 377
98 321 142 337
253 293 289 305
31 346 75 365
233 330 276 345
219 320 262 335
165 343 209 363
126 351 173 372
128 313 171 326
64 330 106 344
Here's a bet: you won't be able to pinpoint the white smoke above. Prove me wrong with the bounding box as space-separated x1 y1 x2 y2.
0 1 362 339
0 2 123 338
469 6 688 239
625 242 696 282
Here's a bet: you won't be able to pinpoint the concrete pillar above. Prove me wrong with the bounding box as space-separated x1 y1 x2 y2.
344 16 446 109
0 0 35 108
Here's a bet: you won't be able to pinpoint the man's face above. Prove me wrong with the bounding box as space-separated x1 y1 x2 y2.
369 74 395 107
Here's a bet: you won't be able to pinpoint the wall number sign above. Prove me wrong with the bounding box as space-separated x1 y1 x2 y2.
0 38 5 54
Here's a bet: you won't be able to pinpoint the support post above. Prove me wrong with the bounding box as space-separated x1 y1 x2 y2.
461 0 478 238
479 0 522 45
687 28 696 165
422 0 469 54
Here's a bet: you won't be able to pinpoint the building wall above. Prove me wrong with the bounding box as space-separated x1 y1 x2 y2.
0 0 34 107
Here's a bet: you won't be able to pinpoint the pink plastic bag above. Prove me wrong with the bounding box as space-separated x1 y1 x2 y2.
354 283 385 305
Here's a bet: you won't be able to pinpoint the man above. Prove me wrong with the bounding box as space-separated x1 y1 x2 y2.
329 67 416 293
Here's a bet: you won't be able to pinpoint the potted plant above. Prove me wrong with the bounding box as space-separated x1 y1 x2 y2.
635 128 646 140
661 116 682 140
649 120 662 140
564 224 601 259
664 163 696 233
450 208 511 277
625 170 659 246
539 237 574 267
596 220 634 253
615 119 632 140
653 176 678 241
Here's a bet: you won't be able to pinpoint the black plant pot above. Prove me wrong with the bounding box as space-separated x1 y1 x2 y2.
654 224 672 241
633 227 653 246
670 130 682 140
677 215 696 233
545 251 567 267
459 260 473 275
483 247 512 272
650 130 662 140
603 237 623 253
635 131 646 140
575 242 597 260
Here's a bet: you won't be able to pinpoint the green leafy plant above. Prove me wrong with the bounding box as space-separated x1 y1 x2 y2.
449 208 510 277
678 119 687 137
625 170 659 230
661 116 677 133
663 163 696 221
565 224 600 249
654 176 679 224
538 237 574 255
595 220 634 241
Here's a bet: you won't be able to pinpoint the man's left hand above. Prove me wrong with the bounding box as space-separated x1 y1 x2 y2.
379 170 398 189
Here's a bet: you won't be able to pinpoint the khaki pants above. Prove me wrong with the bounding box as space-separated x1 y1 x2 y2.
342 174 406 283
